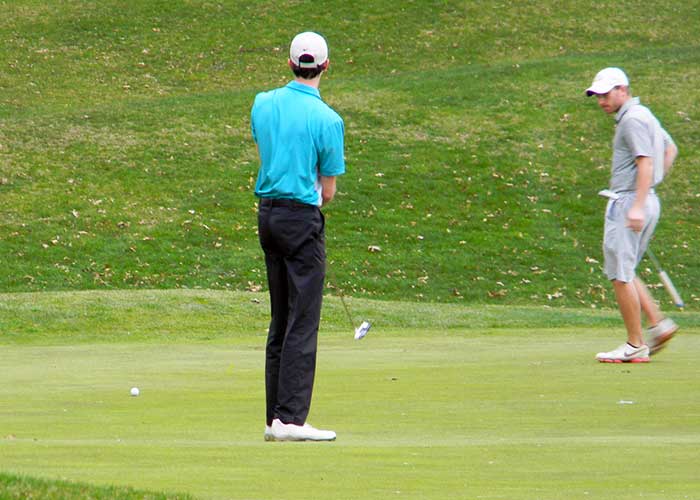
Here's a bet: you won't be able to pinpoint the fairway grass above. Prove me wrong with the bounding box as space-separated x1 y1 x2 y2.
1 292 699 499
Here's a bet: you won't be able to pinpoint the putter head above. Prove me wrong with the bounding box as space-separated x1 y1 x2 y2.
354 320 371 340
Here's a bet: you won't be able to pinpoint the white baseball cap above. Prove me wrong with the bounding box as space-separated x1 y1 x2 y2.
289 31 328 68
586 67 629 96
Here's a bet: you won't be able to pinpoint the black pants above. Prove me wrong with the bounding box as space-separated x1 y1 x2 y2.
258 198 325 426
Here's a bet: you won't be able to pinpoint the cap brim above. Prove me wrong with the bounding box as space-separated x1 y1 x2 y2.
585 82 615 96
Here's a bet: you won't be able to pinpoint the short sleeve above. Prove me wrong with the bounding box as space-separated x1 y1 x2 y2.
621 117 653 158
318 118 346 177
250 99 258 143
662 127 675 150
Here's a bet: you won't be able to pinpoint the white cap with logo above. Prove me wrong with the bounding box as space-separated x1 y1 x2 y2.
290 31 329 69
586 67 629 96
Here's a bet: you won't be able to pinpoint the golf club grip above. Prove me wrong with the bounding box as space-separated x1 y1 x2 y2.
659 271 684 308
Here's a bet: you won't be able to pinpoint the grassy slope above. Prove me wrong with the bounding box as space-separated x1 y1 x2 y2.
1 0 699 307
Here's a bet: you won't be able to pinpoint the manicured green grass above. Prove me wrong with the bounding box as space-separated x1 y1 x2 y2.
1 290 699 499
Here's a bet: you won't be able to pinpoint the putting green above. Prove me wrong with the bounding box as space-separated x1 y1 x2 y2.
1 330 699 499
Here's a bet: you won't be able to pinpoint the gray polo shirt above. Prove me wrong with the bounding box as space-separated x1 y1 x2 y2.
610 97 675 192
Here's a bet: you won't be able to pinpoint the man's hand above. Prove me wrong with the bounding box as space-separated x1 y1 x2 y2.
628 155 653 233
626 205 645 232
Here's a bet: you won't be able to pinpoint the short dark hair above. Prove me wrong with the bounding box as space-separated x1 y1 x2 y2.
290 54 327 79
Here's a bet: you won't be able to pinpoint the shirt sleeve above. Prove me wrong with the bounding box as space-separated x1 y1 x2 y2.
250 105 258 143
318 118 346 177
662 127 675 150
621 117 653 158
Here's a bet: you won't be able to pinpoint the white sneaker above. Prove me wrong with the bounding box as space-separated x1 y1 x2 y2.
264 425 274 442
646 318 678 355
596 343 650 363
270 418 336 441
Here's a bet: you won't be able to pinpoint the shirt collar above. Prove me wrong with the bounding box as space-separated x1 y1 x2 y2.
286 80 321 99
615 96 640 123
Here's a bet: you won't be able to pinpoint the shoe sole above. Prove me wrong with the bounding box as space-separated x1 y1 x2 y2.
268 436 336 442
264 434 276 442
597 357 650 363
649 328 678 355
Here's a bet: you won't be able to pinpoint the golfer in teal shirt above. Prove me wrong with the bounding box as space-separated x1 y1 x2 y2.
252 80 345 205
251 32 345 442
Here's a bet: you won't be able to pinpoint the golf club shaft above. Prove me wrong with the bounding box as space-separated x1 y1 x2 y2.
326 264 357 328
338 288 356 327
646 248 684 308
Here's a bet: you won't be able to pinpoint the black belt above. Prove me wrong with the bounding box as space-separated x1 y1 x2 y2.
259 198 315 209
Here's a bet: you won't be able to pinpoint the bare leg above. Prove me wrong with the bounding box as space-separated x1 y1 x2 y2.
612 279 644 347
633 277 663 327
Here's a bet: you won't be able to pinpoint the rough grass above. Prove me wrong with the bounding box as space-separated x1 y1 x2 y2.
4 288 700 346
0 472 194 500
1 0 699 307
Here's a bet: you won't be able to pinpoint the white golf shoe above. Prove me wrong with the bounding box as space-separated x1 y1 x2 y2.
596 343 650 363
646 318 678 355
270 418 336 441
264 425 274 442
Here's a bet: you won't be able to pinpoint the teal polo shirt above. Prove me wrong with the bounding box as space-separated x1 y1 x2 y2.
251 80 345 206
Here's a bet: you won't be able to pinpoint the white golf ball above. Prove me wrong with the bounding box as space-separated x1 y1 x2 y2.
130 387 140 397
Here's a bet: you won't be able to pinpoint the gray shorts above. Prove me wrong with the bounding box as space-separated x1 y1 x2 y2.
603 192 660 282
